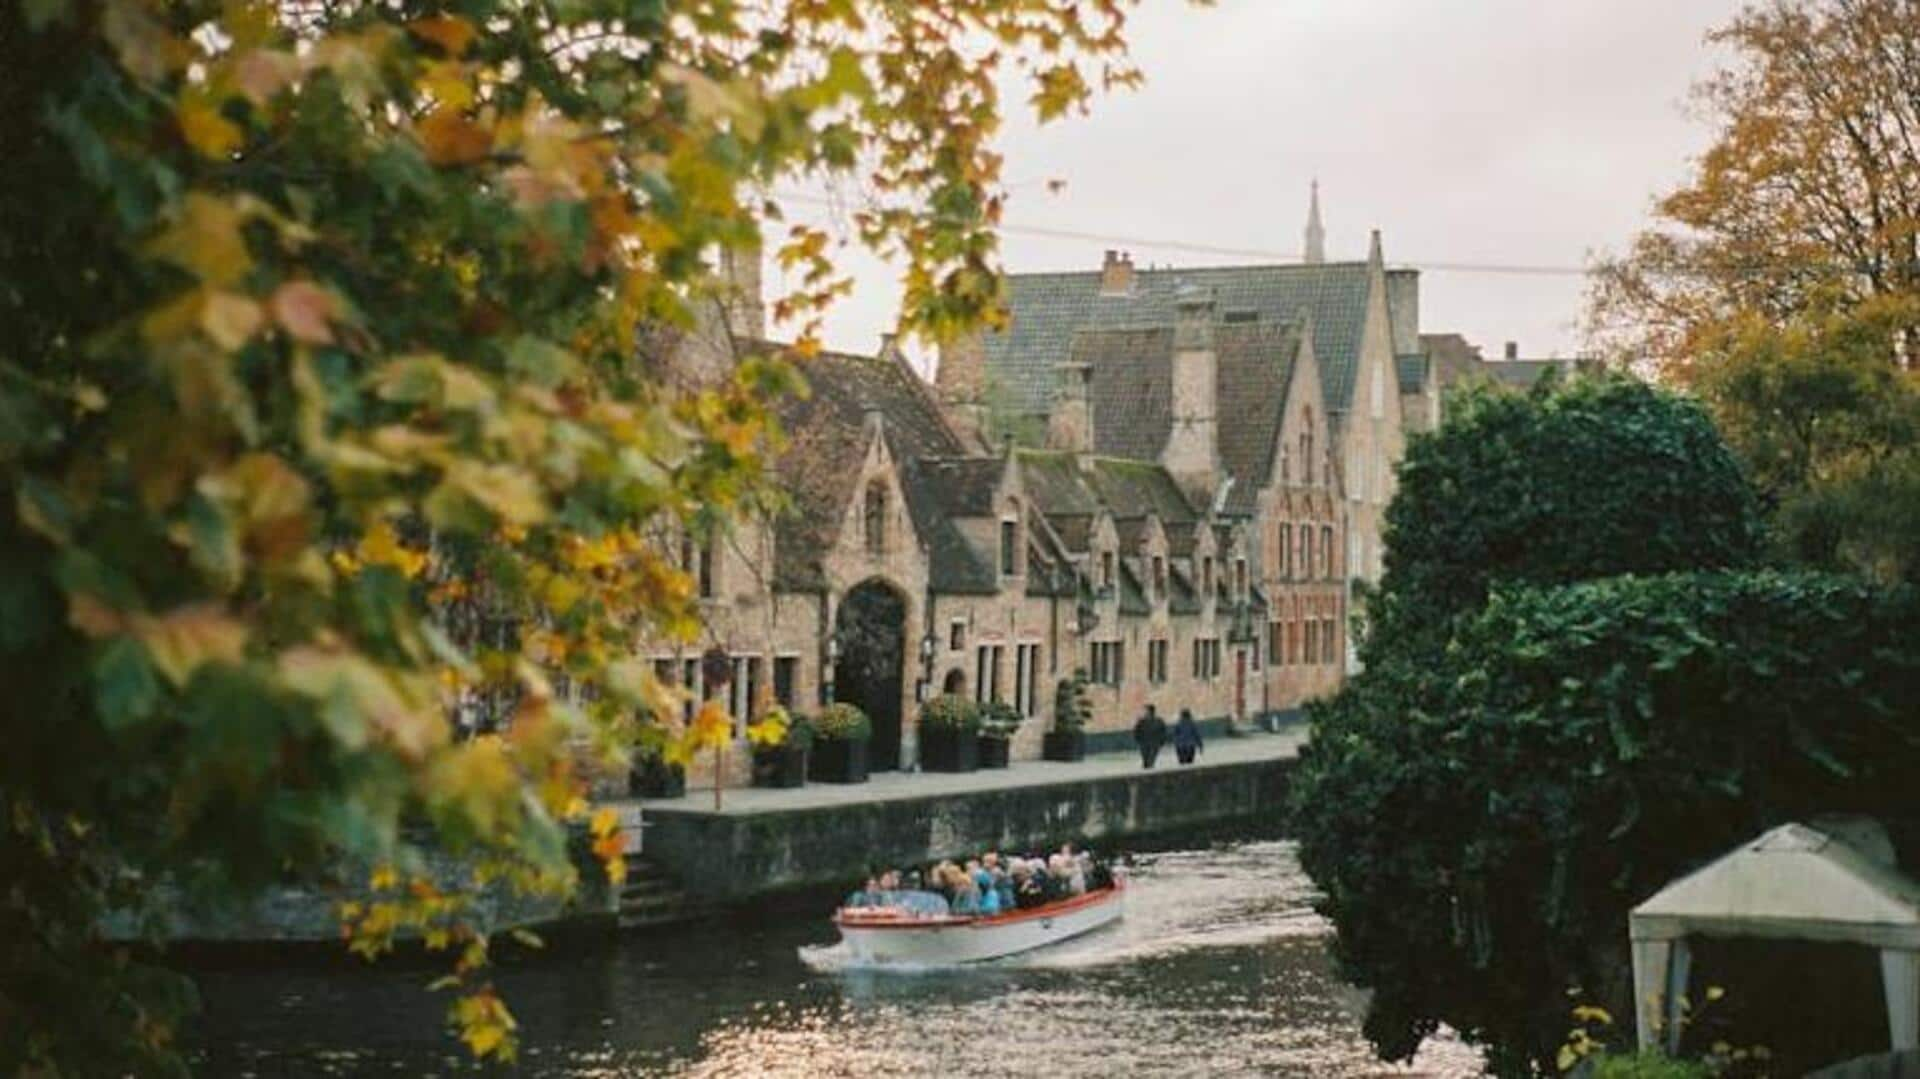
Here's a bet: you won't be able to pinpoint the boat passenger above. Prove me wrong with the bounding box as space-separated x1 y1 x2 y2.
845 877 883 908
942 863 982 915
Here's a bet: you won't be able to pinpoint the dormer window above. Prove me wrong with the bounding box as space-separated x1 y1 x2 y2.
1152 555 1166 598
1100 550 1115 590
999 518 1017 576
1202 556 1214 597
1235 558 1248 598
863 480 887 555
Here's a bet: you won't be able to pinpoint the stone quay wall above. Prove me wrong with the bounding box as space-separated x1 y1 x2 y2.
641 753 1296 903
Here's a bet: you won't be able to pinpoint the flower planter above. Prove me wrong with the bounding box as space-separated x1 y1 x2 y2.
629 757 686 798
751 745 809 789
919 726 979 772
1042 730 1086 762
809 738 870 784
977 735 1012 769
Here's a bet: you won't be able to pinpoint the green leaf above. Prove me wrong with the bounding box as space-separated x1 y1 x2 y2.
95 636 161 730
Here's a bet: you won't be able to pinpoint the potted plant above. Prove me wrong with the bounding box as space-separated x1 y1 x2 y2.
918 694 981 772
807 703 871 784
629 750 686 798
750 709 811 789
977 700 1022 769
1044 670 1091 762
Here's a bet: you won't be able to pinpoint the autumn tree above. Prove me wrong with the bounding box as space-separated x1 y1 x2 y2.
1588 0 1920 580
0 0 1159 1071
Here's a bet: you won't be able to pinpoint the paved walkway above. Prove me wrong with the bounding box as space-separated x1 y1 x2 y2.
631 727 1308 817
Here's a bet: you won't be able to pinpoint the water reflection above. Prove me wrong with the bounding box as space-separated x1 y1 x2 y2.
191 840 1480 1076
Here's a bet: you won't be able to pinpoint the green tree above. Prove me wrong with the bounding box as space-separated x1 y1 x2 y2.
1365 374 1765 663
0 0 1160 1070
1297 572 1920 1076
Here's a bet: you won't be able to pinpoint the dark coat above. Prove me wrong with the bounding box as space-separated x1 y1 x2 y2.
1172 714 1203 751
1133 712 1168 748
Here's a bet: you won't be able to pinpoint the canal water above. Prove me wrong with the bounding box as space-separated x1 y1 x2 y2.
189 840 1481 1076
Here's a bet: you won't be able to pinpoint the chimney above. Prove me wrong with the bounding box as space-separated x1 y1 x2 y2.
1504 341 1518 361
1163 284 1220 503
1046 360 1094 455
934 331 990 453
1304 180 1326 265
1100 249 1135 297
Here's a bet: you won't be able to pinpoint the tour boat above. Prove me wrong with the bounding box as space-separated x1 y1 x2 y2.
832 879 1126 964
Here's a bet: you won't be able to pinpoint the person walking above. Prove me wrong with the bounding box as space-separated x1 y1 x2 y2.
1172 708 1204 765
1133 704 1168 769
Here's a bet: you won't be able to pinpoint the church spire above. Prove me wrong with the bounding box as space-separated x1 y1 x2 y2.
1304 179 1326 264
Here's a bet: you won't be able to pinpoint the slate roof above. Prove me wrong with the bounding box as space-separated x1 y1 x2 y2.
986 260 1374 421
914 456 1004 517
1480 358 1578 389
1068 320 1303 518
771 348 974 592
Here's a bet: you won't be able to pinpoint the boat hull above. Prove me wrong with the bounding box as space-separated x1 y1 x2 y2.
834 883 1124 964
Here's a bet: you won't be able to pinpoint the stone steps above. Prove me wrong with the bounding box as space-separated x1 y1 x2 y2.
616 856 704 929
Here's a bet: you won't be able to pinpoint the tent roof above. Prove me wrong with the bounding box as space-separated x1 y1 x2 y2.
1631 822 1920 947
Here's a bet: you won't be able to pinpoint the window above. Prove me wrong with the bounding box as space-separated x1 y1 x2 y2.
682 658 700 721
864 480 887 555
1323 618 1338 664
1100 550 1115 590
1234 558 1247 598
727 655 763 733
1302 526 1315 581
1091 640 1125 686
1320 525 1335 578
1015 643 1041 715
999 517 1018 576
1148 638 1169 683
1191 638 1221 680
1268 621 1283 666
1201 556 1214 597
1287 620 1299 665
975 644 1006 702
1304 620 1318 667
773 656 798 708
682 533 715 598
949 619 966 652
1152 556 1166 598
1301 416 1315 487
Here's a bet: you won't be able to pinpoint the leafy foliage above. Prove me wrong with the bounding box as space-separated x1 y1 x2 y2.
0 0 1161 1070
1053 670 1092 733
1368 375 1765 663
920 693 981 733
1299 572 1920 1075
978 700 1023 740
812 702 871 742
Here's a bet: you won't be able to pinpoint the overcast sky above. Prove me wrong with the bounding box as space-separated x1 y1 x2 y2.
774 0 1747 367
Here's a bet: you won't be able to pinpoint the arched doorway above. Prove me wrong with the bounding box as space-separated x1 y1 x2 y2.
941 668 966 696
834 579 907 771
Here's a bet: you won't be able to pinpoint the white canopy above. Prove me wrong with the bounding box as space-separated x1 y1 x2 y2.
1628 821 1920 1053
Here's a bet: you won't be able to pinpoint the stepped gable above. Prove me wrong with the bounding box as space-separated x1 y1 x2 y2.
989 261 1372 421
770 347 970 592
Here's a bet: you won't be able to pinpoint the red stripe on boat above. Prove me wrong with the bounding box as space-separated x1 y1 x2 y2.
834 880 1124 931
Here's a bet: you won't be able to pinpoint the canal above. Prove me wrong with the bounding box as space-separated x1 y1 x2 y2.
188 839 1481 1076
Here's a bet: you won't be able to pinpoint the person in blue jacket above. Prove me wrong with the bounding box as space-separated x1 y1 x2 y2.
1172 708 1204 765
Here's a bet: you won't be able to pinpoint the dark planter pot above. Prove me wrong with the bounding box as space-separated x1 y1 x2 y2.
751 745 809 789
977 736 1012 769
1042 730 1086 762
629 758 686 798
809 738 870 784
919 726 980 772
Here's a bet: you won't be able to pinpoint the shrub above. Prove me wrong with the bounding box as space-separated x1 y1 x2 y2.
812 702 872 742
978 700 1023 740
920 694 981 733
1294 572 1920 1075
1053 670 1092 733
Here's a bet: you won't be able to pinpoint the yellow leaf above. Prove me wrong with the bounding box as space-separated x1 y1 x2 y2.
589 807 619 839
419 106 492 167
369 863 398 891
409 14 477 56
178 89 243 159
270 280 337 345
447 461 548 526
132 604 249 686
200 291 263 351
420 60 475 110
145 193 252 286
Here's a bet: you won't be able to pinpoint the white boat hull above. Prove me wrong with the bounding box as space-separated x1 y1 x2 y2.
834 882 1125 964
